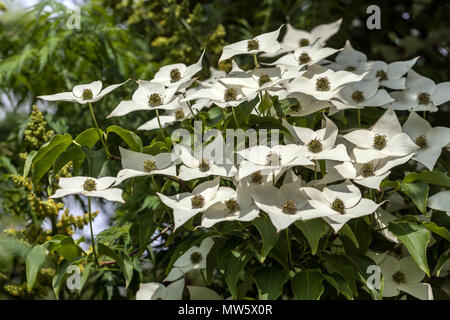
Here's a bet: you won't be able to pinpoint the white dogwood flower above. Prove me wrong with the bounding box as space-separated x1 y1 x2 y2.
391 70 450 112
302 180 381 232
218 26 283 62
164 238 215 281
50 176 124 203
379 255 433 300
137 102 197 131
251 182 328 231
283 116 350 162
152 50 204 90
236 144 313 181
327 41 367 73
285 92 332 117
428 191 450 216
287 65 367 100
402 111 450 170
343 107 419 163
201 186 259 228
136 278 184 300
38 80 129 104
157 178 221 230
106 80 179 118
113 147 177 186
334 154 414 190
363 57 419 89
332 78 394 112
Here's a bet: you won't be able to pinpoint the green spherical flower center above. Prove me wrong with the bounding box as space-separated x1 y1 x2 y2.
198 158 210 172
345 66 356 72
247 39 260 51
224 88 238 102
373 134 387 150
225 198 240 213
258 73 271 87
83 178 97 191
352 90 365 103
415 135 427 148
315 77 330 91
266 152 282 166
143 159 157 173
170 68 181 83
392 271 406 284
376 70 388 81
175 108 185 120
331 198 345 214
148 93 163 107
82 89 94 100
417 92 431 105
282 200 297 214
308 138 323 153
251 171 263 184
190 252 203 264
191 195 205 209
299 38 310 47
298 52 311 64
360 162 375 177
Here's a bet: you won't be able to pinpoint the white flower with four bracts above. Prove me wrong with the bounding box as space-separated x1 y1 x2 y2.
362 57 419 89
326 41 367 73
136 278 184 300
427 191 450 216
137 101 198 131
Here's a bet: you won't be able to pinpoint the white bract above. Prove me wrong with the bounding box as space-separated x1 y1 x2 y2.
427 191 450 216
402 111 450 170
362 57 419 89
343 107 419 163
38 80 129 104
285 92 332 117
136 278 184 300
50 176 124 203
379 255 433 300
327 41 367 73
391 70 450 112
137 102 198 131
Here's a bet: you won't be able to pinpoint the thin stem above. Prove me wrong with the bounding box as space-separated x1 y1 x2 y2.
286 229 293 269
423 111 427 120
88 197 98 266
88 102 110 157
314 160 318 180
231 106 239 127
253 54 259 69
151 175 159 192
357 109 361 127
155 108 166 140
183 93 196 117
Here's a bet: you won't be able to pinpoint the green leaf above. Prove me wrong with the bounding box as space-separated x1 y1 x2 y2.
403 171 450 188
400 181 429 214
253 215 279 262
187 286 222 300
54 237 83 261
32 133 72 183
129 214 156 255
26 245 47 291
81 146 107 178
252 267 288 300
295 218 329 255
107 125 142 152
323 273 353 300
291 269 324 300
23 150 37 178
388 220 431 276
98 243 133 288
433 251 449 277
75 128 104 148
52 258 82 299
219 250 253 299
53 145 85 175
338 224 359 248
423 221 450 241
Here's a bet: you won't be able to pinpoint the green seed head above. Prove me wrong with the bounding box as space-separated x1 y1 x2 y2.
258 73 271 87
415 135 427 148
250 171 263 184
331 198 345 214
345 66 356 72
224 88 238 102
360 162 375 177
376 70 388 81
225 198 240 213
143 159 157 173
282 200 297 214
373 134 387 150
82 89 93 100
308 138 323 153
175 108 185 120
170 68 181 83
198 158 210 172
417 92 431 105
83 178 97 191
299 38 310 47
191 195 205 209
247 39 260 51
315 77 330 91
298 52 311 64
266 152 282 166
351 90 365 103
190 252 203 264
148 93 163 107
392 271 406 284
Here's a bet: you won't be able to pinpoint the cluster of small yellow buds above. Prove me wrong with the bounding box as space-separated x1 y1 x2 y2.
58 209 98 233
23 106 54 150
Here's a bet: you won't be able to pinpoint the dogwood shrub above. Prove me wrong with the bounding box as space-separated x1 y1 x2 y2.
26 19 449 300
